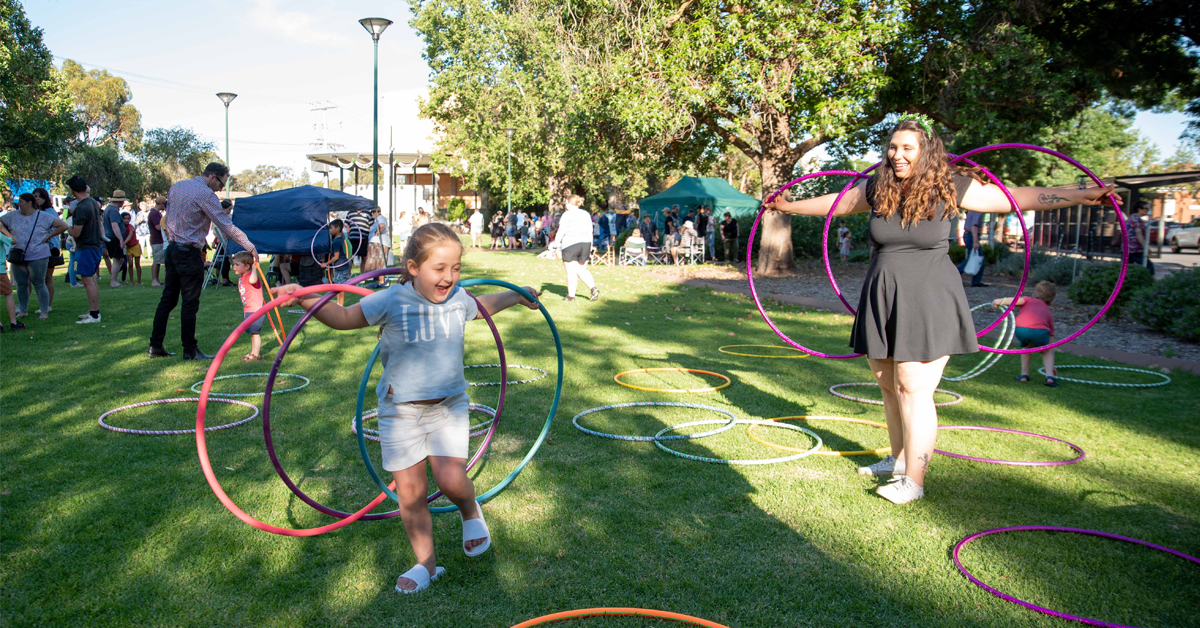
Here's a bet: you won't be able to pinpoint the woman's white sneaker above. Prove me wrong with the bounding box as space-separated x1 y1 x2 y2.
857 455 905 477
875 475 924 504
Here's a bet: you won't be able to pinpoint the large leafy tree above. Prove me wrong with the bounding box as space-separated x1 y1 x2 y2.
60 59 142 149
230 165 309 196
0 1 80 180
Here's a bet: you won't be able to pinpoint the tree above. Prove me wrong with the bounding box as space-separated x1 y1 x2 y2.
230 165 309 196
66 143 143 199
141 127 217 178
0 1 81 180
60 59 142 149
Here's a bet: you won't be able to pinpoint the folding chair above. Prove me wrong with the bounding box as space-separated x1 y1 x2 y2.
646 246 670 264
590 245 615 266
619 245 647 266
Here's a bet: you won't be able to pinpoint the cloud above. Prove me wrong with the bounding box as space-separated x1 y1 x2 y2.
247 0 356 47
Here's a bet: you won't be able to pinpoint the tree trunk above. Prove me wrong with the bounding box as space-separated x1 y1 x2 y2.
548 171 572 214
754 154 798 276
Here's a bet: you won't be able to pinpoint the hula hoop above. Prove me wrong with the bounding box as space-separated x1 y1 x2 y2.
1038 365 1171 388
510 608 731 628
354 403 497 441
717 345 811 359
572 401 739 442
190 372 310 397
350 275 563 515
466 363 548 386
747 415 891 456
954 526 1200 627
352 289 505 507
956 144 1128 354
196 282 398 537
943 304 1015 382
614 368 732 393
829 382 964 407
935 425 1086 466
653 419 823 465
100 397 258 435
309 217 366 271
817 156 1031 340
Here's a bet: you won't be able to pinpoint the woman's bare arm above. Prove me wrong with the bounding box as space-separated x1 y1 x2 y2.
762 181 871 217
961 180 1118 214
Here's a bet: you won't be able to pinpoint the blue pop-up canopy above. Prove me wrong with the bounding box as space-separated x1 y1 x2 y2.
226 185 375 254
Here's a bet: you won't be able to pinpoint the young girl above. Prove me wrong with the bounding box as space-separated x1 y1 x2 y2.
839 231 852 263
273 223 540 594
993 280 1058 387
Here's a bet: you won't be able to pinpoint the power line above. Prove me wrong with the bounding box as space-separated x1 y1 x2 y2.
55 56 314 106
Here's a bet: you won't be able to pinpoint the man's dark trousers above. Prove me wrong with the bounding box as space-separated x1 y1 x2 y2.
150 243 205 351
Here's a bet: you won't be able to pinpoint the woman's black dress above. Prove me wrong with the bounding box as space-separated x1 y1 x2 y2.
848 174 980 362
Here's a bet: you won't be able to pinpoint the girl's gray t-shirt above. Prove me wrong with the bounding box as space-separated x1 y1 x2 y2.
359 282 479 403
1 210 53 262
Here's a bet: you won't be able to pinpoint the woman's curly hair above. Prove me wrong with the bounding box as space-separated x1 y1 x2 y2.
870 118 984 227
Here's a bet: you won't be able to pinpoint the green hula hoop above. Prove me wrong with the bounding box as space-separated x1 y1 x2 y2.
354 278 563 514
191 372 310 397
943 304 1015 382
1038 364 1172 387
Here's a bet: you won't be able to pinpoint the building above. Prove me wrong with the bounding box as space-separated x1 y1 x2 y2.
306 152 482 223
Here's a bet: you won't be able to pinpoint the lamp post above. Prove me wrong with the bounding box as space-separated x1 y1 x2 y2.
359 17 392 211
216 92 237 199
503 127 515 217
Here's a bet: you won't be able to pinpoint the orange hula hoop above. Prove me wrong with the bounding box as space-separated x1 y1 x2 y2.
510 608 731 628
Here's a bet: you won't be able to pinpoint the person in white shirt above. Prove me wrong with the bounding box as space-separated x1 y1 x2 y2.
551 194 600 302
468 209 484 248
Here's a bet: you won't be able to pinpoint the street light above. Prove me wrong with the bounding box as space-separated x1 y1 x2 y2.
216 92 237 199
503 127 515 217
359 17 392 211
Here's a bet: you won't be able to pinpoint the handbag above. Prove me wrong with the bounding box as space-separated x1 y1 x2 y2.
962 248 984 275
6 211 41 265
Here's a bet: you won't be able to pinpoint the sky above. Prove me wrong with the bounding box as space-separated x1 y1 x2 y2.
23 0 1196 180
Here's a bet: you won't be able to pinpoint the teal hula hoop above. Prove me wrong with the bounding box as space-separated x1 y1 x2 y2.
355 278 563 514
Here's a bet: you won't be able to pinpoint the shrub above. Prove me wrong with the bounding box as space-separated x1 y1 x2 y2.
1029 257 1079 287
995 248 1052 277
1069 262 1154 314
1129 267 1200 342
446 198 468 222
948 242 1011 265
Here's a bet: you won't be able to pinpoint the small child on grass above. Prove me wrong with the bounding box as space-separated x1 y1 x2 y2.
839 231 852 263
993 280 1058 386
322 219 352 304
273 222 541 594
231 251 265 361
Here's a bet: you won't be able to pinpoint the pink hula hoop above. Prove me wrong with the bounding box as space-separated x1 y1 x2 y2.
195 283 393 537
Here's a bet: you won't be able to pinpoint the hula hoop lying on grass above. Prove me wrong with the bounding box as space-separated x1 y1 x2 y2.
943 304 1015 382
466 363 547 386
510 608 731 628
354 403 497 441
614 368 732 393
954 526 1200 627
935 425 1086 466
653 419 823 465
100 397 258 435
747 415 891 456
829 382 964 407
352 275 564 515
196 282 397 537
717 345 810 359
572 401 738 442
1038 365 1171 388
190 372 310 397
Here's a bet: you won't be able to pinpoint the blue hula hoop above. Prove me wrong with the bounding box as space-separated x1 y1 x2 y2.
354 277 563 514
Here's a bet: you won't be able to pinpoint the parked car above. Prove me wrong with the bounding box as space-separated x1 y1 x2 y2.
1167 219 1200 253
1146 219 1178 245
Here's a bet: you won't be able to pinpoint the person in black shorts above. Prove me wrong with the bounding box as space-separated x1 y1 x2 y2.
765 115 1116 505
550 195 599 301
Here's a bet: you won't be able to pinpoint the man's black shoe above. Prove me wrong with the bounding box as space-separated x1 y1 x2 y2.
147 346 176 358
182 348 214 360
970 283 991 288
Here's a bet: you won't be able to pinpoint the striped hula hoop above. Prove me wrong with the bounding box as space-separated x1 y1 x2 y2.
1039 365 1171 388
100 397 258 435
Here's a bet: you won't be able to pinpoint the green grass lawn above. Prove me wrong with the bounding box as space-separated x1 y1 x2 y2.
2 248 1198 628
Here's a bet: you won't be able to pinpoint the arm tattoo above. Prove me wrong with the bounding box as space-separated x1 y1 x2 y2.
918 453 930 471
1038 193 1070 206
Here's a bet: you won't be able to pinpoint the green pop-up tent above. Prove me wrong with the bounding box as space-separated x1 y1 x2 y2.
638 176 761 231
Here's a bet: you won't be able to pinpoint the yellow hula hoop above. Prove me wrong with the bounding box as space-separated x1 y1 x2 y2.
747 415 892 456
718 344 811 359
613 368 732 394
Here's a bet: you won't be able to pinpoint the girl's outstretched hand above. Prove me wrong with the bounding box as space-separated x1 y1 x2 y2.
517 287 542 310
272 283 304 307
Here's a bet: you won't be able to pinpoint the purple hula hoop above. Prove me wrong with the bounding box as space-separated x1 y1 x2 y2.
934 425 1085 466
309 218 367 271
261 267 506 520
819 156 1032 339
955 144 1128 354
954 526 1200 627
747 170 868 358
